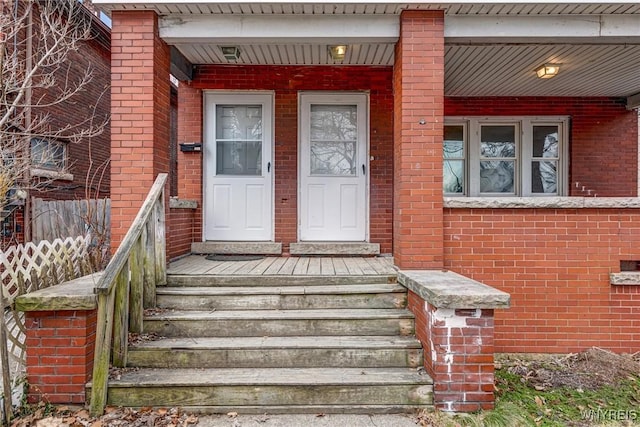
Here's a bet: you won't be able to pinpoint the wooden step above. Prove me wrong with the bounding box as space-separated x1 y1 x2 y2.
94 367 433 413
127 336 423 369
142 309 415 337
156 284 407 310
166 274 397 287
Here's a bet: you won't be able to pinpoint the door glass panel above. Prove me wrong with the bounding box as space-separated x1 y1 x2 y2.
216 105 262 175
310 104 357 176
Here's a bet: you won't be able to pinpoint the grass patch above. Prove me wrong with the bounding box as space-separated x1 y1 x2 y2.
494 369 640 426
417 349 640 427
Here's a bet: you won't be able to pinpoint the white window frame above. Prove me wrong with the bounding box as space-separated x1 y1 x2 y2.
445 116 569 197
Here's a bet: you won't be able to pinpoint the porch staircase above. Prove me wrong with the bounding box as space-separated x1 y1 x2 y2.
102 270 433 413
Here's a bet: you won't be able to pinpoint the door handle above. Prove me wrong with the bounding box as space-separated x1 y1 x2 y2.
267 162 271 173
362 164 366 175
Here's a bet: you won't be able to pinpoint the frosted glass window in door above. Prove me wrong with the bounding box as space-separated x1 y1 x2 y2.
216 105 262 175
309 104 357 176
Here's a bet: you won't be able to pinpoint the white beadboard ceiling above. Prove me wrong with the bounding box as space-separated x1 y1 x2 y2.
94 2 640 97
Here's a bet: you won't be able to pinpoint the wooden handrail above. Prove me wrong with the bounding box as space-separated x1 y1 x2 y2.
89 173 168 416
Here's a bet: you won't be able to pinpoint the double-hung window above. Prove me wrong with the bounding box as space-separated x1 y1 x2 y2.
444 117 568 197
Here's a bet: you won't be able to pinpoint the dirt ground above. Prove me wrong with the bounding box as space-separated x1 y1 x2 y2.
10 347 640 427
497 347 640 391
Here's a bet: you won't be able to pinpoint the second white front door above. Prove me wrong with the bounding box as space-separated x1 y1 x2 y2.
299 93 368 241
203 92 273 241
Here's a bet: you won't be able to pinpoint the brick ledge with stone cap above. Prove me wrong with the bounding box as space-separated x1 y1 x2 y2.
397 270 510 309
15 272 102 404
15 272 102 312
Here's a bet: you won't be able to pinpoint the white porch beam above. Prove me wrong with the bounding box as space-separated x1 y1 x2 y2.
159 15 400 44
445 15 640 43
628 93 640 110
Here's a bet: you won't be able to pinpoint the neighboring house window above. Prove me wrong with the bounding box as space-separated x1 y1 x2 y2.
444 117 568 197
31 138 67 171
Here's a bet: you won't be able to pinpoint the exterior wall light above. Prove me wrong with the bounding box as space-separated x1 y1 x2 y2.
220 46 241 61
535 63 561 79
328 45 347 61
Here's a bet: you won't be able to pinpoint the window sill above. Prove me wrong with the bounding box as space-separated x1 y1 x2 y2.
610 272 640 286
31 168 74 182
444 197 640 209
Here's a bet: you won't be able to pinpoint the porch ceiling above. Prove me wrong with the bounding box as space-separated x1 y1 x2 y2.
95 1 640 99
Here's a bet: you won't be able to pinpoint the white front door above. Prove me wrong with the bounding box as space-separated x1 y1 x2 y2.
299 93 368 241
204 92 273 241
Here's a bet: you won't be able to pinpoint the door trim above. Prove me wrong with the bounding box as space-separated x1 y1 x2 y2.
202 91 275 241
297 91 370 242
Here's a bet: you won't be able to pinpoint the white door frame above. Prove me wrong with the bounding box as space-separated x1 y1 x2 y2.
202 91 275 241
297 91 370 242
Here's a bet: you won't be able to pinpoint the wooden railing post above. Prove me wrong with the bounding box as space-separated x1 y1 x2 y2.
89 291 115 416
129 237 145 334
143 211 156 309
154 191 167 287
112 262 131 368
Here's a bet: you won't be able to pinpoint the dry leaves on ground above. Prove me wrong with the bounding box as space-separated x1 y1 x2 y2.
11 405 198 427
500 347 640 391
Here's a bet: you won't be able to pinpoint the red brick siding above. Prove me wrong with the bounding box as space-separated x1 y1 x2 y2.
167 207 198 259
393 10 445 269
110 11 170 250
177 65 394 253
444 208 640 353
25 310 97 404
32 37 111 201
445 97 638 197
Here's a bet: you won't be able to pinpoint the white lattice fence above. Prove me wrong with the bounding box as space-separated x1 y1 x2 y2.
0 235 94 395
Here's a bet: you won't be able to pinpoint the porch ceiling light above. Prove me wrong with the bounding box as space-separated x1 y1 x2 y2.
328 45 347 61
220 46 241 61
535 63 561 79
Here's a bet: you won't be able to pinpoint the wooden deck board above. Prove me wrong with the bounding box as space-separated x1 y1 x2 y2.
292 258 310 275
168 255 397 278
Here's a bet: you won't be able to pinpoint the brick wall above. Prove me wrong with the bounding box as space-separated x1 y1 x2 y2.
167 207 198 259
444 208 640 353
24 310 97 404
445 97 638 197
177 65 394 254
33 36 111 201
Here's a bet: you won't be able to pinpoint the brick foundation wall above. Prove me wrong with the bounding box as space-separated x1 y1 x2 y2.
407 291 496 412
177 65 394 254
24 310 97 404
445 97 638 197
444 208 640 353
168 207 198 259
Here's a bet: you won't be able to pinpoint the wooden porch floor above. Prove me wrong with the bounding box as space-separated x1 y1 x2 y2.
168 255 397 276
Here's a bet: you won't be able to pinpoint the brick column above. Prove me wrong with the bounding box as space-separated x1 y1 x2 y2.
110 10 171 250
24 310 97 404
408 292 496 412
393 10 445 269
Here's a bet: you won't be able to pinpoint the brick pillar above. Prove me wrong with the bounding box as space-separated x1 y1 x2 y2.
393 10 445 269
24 310 97 404
408 292 496 412
110 10 171 250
